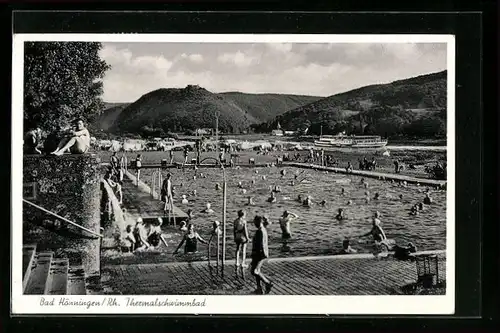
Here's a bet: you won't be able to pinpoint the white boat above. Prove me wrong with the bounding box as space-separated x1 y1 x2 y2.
314 133 388 149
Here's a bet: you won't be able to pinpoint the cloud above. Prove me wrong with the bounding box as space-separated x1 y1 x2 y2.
180 53 204 63
99 42 447 102
217 51 258 67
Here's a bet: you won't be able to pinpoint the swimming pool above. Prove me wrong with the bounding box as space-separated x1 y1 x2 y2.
137 166 446 260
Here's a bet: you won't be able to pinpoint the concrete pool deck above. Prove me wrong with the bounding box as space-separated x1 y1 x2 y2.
100 251 446 295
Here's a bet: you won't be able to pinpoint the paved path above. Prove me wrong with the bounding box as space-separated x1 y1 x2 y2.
100 252 446 295
283 162 446 187
121 171 188 222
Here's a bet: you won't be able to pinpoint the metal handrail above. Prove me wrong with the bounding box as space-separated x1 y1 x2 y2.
23 199 103 238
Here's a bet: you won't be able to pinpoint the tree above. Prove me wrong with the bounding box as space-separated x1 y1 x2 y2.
24 42 110 133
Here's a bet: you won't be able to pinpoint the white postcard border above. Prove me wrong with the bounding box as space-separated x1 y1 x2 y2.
11 33 455 315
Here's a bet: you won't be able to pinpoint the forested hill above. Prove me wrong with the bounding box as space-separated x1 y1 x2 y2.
259 70 447 138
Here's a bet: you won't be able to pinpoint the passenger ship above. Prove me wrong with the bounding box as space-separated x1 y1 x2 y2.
314 133 388 149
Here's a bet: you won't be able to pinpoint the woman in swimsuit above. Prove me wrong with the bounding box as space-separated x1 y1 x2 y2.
233 210 250 268
173 224 207 254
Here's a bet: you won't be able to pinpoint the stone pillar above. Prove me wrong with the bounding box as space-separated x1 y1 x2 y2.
23 154 102 276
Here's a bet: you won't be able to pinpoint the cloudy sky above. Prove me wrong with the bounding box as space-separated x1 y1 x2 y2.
99 42 447 102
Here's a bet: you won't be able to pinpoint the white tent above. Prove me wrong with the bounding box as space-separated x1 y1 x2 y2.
108 140 122 152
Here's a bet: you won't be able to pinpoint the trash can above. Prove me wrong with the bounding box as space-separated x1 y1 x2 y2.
416 254 439 288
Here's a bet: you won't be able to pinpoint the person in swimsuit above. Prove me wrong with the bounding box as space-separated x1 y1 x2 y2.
133 217 150 251
267 192 277 203
135 154 142 182
161 173 173 212
423 193 433 205
104 170 123 205
110 152 119 172
173 224 207 254
302 195 313 207
51 118 90 155
359 211 387 244
336 208 347 221
202 203 215 214
169 149 174 164
250 215 273 294
122 225 136 252
23 127 42 154
147 218 164 248
279 211 298 239
233 210 250 268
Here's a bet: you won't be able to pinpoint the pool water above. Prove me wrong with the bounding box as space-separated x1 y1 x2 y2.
138 166 446 260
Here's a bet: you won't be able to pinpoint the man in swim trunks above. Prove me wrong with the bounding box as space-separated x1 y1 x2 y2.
251 215 273 294
161 173 173 213
51 118 90 155
279 211 298 239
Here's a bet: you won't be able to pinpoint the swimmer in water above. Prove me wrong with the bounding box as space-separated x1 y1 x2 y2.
335 208 347 221
341 187 346 196
202 203 214 214
360 178 365 184
215 183 221 191
181 195 189 204
297 194 303 203
418 202 425 211
364 182 369 189
193 175 196 181
251 179 256 185
246 196 255 206
399 194 404 200
273 185 281 193
255 170 259 174
179 220 188 232
374 192 380 200
319 200 327 206
347 200 353 205
280 169 286 177
241 189 247 194
341 239 357 254
409 204 419 216
365 195 370 204
267 192 277 203
294 174 298 180
192 189 197 197
290 180 295 186
262 175 266 180
238 181 243 188
423 193 433 205
303 195 313 207
279 210 299 239
187 209 194 220
358 211 387 244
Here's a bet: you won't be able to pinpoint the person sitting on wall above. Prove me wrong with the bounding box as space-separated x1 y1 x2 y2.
51 118 90 156
23 126 42 154
104 170 123 205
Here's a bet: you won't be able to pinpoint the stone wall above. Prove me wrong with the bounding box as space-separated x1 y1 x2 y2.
23 154 102 276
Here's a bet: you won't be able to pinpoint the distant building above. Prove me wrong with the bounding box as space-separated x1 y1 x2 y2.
284 131 296 136
195 128 213 135
271 129 284 136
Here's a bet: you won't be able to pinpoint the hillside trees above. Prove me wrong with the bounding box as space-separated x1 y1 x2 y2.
24 42 110 133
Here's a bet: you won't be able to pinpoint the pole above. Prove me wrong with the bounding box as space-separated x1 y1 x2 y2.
157 168 161 199
215 111 219 162
221 169 227 276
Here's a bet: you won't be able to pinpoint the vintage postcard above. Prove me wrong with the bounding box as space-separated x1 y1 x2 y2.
12 33 455 315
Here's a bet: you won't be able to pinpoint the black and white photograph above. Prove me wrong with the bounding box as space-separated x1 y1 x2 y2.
12 34 455 314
